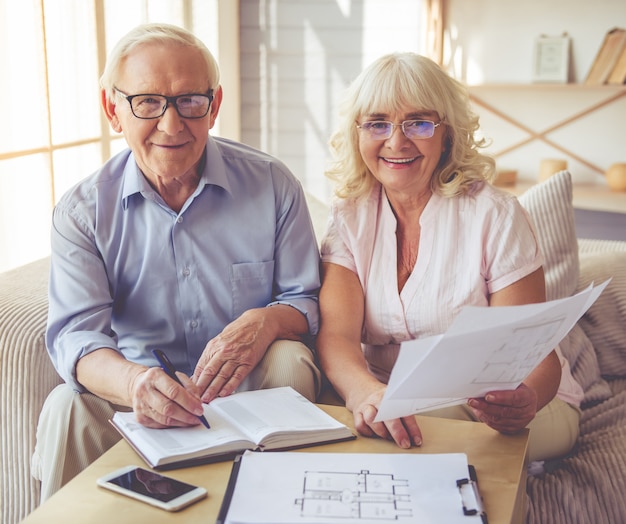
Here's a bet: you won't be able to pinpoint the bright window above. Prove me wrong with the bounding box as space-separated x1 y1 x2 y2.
0 0 222 272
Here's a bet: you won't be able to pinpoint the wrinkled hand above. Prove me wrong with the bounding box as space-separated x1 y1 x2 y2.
350 386 423 449
130 367 206 429
192 309 279 402
468 383 538 434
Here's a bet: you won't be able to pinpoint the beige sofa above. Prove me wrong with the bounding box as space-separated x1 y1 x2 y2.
2 177 625 523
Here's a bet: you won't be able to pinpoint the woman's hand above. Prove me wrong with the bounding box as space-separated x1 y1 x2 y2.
349 386 423 448
468 383 538 434
318 263 422 448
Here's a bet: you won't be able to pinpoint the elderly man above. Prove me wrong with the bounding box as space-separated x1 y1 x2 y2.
32 23 321 501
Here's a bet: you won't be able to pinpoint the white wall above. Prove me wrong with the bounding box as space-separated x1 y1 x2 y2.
444 0 626 85
444 0 626 186
240 0 626 194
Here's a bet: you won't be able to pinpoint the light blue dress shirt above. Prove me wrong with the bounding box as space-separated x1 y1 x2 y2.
46 136 320 391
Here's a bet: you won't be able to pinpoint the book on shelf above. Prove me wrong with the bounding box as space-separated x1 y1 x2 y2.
111 386 355 470
608 44 626 85
585 27 626 85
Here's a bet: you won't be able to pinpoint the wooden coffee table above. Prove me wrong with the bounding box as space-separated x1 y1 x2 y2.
21 405 528 523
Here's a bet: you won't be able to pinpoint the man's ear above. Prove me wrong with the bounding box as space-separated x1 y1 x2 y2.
101 89 123 133
208 85 223 130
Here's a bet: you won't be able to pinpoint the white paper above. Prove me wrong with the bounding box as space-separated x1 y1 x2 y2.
375 280 609 422
224 451 482 524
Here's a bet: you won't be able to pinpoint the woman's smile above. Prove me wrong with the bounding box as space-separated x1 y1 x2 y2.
381 155 419 166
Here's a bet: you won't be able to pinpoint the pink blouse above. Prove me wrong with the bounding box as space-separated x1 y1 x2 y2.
321 182 583 407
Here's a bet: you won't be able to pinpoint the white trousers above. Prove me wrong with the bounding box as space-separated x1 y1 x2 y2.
32 340 320 503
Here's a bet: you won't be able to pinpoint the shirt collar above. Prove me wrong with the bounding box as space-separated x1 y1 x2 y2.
121 135 233 209
202 135 233 195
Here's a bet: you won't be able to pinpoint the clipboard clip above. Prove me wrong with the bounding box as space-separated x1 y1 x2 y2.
456 466 488 523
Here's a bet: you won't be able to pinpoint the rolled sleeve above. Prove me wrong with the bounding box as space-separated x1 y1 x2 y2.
320 207 358 274
46 205 120 391
270 180 321 334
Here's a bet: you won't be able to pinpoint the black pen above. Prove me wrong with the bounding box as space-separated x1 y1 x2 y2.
151 348 211 429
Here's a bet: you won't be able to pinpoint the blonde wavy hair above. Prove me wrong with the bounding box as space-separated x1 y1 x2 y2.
99 23 220 102
325 53 495 200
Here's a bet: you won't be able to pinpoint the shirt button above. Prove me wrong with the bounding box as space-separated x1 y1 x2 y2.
182 267 190 277
190 320 198 328
177 216 183 223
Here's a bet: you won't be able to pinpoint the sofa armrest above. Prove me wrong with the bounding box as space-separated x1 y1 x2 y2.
0 257 62 523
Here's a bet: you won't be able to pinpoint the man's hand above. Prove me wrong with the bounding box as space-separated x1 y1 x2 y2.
349 385 423 449
192 308 291 402
130 367 206 428
468 383 538 434
76 347 205 429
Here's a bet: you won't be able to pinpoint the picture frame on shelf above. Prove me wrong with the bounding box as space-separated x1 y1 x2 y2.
533 34 570 83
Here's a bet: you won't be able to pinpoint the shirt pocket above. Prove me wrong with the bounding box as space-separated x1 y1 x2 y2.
230 260 275 317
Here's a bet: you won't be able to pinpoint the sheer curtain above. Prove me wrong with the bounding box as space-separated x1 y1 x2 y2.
423 0 444 64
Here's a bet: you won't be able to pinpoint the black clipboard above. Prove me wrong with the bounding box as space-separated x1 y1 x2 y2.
217 455 488 523
215 454 243 524
456 465 488 523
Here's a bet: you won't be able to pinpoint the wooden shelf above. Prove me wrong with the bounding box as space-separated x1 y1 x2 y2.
468 84 626 90
500 181 626 214
468 85 626 177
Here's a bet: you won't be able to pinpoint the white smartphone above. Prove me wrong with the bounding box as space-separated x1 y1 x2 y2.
97 465 207 511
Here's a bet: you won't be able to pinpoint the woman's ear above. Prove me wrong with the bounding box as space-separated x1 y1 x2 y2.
101 89 123 133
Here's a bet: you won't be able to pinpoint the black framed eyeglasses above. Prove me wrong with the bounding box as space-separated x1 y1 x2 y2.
114 88 214 119
356 119 442 140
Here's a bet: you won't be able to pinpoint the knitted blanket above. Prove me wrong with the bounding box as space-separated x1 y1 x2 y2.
527 380 626 524
527 244 626 524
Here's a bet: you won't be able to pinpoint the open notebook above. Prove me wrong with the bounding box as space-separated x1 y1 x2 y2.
111 386 355 469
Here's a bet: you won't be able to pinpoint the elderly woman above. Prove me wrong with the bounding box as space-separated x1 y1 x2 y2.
317 52 583 462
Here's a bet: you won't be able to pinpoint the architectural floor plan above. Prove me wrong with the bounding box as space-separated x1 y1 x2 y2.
295 469 413 520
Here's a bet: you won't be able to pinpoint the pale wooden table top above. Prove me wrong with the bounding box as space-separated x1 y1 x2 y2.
22 405 528 524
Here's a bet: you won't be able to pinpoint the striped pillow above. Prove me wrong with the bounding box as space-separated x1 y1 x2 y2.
517 170 611 402
518 170 579 301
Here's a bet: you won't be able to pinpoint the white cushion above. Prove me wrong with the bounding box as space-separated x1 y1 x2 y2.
517 170 579 301
517 171 611 403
